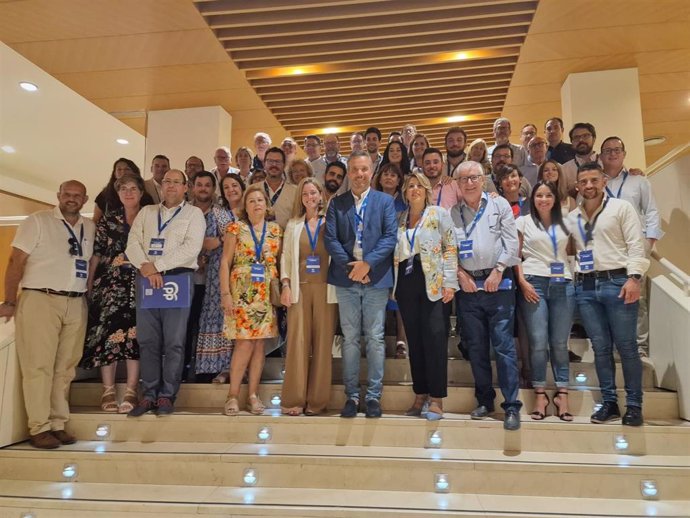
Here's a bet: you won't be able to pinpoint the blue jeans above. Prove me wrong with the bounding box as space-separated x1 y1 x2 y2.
336 284 389 402
575 276 642 407
518 276 575 388
456 288 521 411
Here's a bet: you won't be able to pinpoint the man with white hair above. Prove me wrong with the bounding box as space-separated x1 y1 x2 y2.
487 117 526 168
252 132 272 171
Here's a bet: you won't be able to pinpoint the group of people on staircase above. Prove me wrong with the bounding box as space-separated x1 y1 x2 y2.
0 117 661 448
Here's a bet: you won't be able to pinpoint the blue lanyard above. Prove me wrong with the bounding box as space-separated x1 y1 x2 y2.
62 220 84 256
577 198 608 245
249 221 267 263
405 208 425 250
605 171 628 199
264 182 283 205
354 193 369 243
157 204 183 236
436 185 443 206
305 217 323 254
459 193 488 238
547 224 559 260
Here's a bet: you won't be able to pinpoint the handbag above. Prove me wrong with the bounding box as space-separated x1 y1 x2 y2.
269 277 283 307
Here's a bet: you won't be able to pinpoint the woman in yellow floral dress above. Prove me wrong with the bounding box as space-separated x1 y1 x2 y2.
220 183 282 415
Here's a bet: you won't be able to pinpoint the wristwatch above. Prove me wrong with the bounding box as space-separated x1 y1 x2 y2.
495 264 506 273
628 274 642 280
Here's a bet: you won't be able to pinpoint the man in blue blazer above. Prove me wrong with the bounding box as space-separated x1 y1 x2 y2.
325 151 398 418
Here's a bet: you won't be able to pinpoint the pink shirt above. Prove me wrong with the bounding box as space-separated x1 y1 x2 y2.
431 181 463 210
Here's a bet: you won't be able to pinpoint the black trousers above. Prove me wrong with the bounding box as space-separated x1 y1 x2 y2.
394 256 448 398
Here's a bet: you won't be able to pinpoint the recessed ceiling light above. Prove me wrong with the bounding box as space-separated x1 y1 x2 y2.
644 136 666 146
448 115 465 123
323 127 339 134
1 145 16 153
454 52 469 60
291 68 305 75
19 81 38 92
116 138 129 145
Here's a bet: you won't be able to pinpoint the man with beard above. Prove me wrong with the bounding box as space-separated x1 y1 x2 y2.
1 181 95 448
444 126 468 177
563 122 599 197
567 162 649 426
488 144 531 198
184 156 205 185
350 132 365 154
423 147 463 210
323 161 346 206
262 147 297 229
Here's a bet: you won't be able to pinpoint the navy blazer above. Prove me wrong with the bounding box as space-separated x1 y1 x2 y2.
325 189 398 289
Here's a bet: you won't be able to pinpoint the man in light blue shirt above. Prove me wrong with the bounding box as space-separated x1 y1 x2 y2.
450 161 522 430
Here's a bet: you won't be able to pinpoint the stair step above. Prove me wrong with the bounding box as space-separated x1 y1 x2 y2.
69 382 681 419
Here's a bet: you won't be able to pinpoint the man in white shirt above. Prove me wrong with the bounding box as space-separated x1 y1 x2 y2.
126 169 206 416
567 162 649 426
303 135 326 181
1 181 95 448
487 117 527 168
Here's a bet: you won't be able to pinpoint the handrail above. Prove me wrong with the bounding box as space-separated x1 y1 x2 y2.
645 142 690 177
651 250 690 296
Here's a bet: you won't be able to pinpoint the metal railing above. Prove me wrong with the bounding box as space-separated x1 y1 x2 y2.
645 142 690 177
651 250 690 296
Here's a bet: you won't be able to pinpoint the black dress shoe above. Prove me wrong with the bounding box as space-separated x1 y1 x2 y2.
470 405 493 420
504 408 521 431
365 399 382 418
623 406 644 427
340 399 359 418
590 401 621 424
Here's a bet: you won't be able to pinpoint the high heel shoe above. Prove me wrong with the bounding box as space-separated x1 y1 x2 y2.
553 390 574 421
247 394 265 415
224 395 239 416
530 390 550 420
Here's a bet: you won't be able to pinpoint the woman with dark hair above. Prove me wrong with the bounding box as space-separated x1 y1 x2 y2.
92 158 152 223
81 173 153 412
538 159 576 212
379 140 411 176
496 164 530 218
514 180 575 421
409 133 430 173
195 173 246 383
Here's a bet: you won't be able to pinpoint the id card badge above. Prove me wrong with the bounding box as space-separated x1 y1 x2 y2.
306 255 321 274
250 263 265 283
404 257 414 276
75 259 88 279
459 240 474 259
550 262 566 283
579 250 594 271
149 238 165 256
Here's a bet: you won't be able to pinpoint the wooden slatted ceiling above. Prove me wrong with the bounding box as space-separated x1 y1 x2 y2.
193 0 539 148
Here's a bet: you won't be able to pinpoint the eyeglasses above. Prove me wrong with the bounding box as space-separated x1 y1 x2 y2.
572 133 593 142
601 147 624 155
265 159 283 165
458 175 483 184
162 179 185 185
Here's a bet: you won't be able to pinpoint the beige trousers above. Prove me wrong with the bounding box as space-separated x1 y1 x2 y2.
15 290 87 435
281 283 336 413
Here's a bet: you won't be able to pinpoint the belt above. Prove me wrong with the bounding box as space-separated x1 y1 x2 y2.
465 268 495 279
159 267 194 276
575 268 627 281
24 288 85 298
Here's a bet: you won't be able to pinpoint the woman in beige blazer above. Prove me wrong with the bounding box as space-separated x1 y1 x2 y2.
280 178 337 415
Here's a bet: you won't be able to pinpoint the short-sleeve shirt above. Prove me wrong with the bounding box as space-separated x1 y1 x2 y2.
516 215 572 279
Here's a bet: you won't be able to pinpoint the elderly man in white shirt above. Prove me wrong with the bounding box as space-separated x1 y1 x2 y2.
126 169 206 416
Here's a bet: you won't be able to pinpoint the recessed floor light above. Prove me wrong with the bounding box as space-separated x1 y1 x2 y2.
19 81 38 92
116 138 129 145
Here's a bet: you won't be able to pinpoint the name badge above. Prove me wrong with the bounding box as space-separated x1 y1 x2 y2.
75 259 88 279
149 238 165 256
459 239 473 259
250 263 265 283
550 262 566 283
306 255 321 274
405 257 414 276
579 250 594 271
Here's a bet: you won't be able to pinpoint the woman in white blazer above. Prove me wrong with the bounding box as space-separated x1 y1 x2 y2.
280 178 337 416
394 172 458 420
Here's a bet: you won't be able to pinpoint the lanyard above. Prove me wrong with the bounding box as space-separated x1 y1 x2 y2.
305 217 323 254
62 220 84 257
605 171 628 199
354 193 369 242
459 193 488 238
249 220 267 263
228 208 236 222
405 208 425 251
577 198 609 246
547 224 559 260
264 182 284 205
436 185 443 206
158 204 184 236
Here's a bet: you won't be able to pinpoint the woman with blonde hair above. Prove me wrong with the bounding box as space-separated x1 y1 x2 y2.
220 183 282 415
280 178 337 415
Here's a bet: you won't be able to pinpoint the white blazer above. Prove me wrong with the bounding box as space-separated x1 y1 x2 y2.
280 217 338 305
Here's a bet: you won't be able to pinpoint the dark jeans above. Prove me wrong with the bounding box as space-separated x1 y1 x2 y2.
575 275 642 408
456 281 521 411
395 257 448 398
183 284 206 381
136 281 194 402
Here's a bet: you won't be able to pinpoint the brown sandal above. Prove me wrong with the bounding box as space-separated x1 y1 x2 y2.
118 387 138 414
101 386 118 412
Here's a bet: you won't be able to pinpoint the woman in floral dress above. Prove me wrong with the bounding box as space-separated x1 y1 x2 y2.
220 183 282 415
81 173 151 413
195 173 245 382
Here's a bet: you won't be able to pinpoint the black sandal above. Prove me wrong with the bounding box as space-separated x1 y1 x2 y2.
553 390 574 421
530 391 550 420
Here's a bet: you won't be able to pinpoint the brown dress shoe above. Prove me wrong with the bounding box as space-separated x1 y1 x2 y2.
52 430 77 445
29 431 61 449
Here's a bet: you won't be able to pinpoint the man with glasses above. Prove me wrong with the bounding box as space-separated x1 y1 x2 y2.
1 181 95 448
600 137 662 355
126 169 206 416
451 161 522 430
262 147 297 229
519 123 538 150
488 144 531 198
567 162 649 426
563 123 599 197
350 131 365 154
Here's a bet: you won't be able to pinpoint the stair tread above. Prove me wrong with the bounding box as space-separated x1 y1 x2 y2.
1 480 688 516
